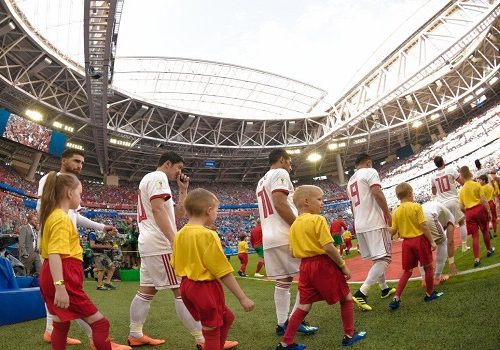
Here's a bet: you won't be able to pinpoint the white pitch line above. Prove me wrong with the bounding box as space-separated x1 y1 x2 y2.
238 262 500 284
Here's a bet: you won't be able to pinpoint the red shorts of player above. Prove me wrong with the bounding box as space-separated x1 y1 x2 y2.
401 235 433 270
488 200 497 223
465 204 489 236
180 278 232 328
298 254 350 305
40 258 98 322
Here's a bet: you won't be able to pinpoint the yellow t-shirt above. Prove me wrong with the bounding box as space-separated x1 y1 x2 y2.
481 184 494 202
492 180 500 195
459 180 483 209
238 241 248 254
391 202 426 239
289 213 334 258
172 224 234 281
41 208 83 261
342 230 352 241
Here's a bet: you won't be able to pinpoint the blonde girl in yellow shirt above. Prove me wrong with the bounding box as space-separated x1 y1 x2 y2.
39 172 113 350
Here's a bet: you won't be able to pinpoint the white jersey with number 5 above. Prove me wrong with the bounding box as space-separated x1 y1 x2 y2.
137 170 176 256
430 167 460 203
256 168 298 249
347 168 386 233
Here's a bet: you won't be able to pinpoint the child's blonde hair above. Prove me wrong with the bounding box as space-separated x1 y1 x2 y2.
459 166 473 181
39 171 80 237
395 182 413 200
184 188 219 216
293 185 322 208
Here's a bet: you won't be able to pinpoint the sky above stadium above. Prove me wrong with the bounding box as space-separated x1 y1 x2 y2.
17 0 448 105
116 0 448 101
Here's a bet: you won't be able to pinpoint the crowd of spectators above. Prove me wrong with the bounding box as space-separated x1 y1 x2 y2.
379 103 499 188
0 191 33 235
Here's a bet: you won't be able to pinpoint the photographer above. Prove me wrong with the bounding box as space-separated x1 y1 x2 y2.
89 230 117 290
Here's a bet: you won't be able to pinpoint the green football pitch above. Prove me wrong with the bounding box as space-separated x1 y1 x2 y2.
0 234 499 350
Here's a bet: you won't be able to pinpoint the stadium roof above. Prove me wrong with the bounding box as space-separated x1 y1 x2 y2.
0 0 498 183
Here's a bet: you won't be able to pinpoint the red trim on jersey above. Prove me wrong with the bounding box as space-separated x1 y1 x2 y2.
150 193 171 201
272 189 289 195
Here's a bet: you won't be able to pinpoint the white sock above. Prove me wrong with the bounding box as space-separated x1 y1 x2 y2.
289 291 301 318
45 304 53 333
75 319 92 338
435 240 448 279
460 225 467 244
275 282 292 326
174 297 204 342
360 260 387 295
129 292 154 338
377 270 389 290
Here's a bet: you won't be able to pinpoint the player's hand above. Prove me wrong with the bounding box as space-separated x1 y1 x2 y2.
54 287 70 309
385 215 392 228
341 265 351 280
177 173 190 191
449 263 457 276
239 296 255 312
103 225 117 234
431 242 437 251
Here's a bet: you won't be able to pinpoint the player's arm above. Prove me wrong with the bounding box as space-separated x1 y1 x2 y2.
174 173 189 219
323 242 351 280
479 194 492 220
271 191 296 226
151 197 176 244
371 185 392 227
420 222 436 250
77 214 116 233
219 273 255 311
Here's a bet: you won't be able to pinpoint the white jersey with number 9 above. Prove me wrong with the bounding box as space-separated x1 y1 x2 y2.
347 168 387 233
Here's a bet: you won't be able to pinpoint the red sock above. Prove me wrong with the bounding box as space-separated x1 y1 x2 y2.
256 261 264 273
202 328 220 350
220 307 235 349
340 299 355 337
472 231 480 259
424 264 434 296
90 317 111 350
283 308 308 345
395 270 413 298
52 321 70 350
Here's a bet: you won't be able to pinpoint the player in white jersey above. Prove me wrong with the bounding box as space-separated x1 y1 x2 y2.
127 151 210 348
419 201 457 286
37 149 130 350
430 156 469 252
347 153 394 311
256 149 319 336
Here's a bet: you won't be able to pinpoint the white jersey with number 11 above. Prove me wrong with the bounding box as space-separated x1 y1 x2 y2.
256 168 298 250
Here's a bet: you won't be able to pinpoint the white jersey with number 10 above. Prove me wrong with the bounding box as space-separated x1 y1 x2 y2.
430 167 460 203
256 168 298 250
347 168 386 233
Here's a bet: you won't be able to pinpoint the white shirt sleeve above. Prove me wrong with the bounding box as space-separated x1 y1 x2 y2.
76 214 106 231
270 169 291 194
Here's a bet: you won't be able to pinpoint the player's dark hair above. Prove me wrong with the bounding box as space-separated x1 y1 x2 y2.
157 151 184 167
433 156 444 168
239 234 246 241
354 153 371 166
269 149 290 165
474 159 481 170
62 148 85 159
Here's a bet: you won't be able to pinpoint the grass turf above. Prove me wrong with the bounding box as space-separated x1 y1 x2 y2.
0 234 498 350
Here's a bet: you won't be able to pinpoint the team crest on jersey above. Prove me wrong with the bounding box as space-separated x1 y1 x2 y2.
157 181 164 189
